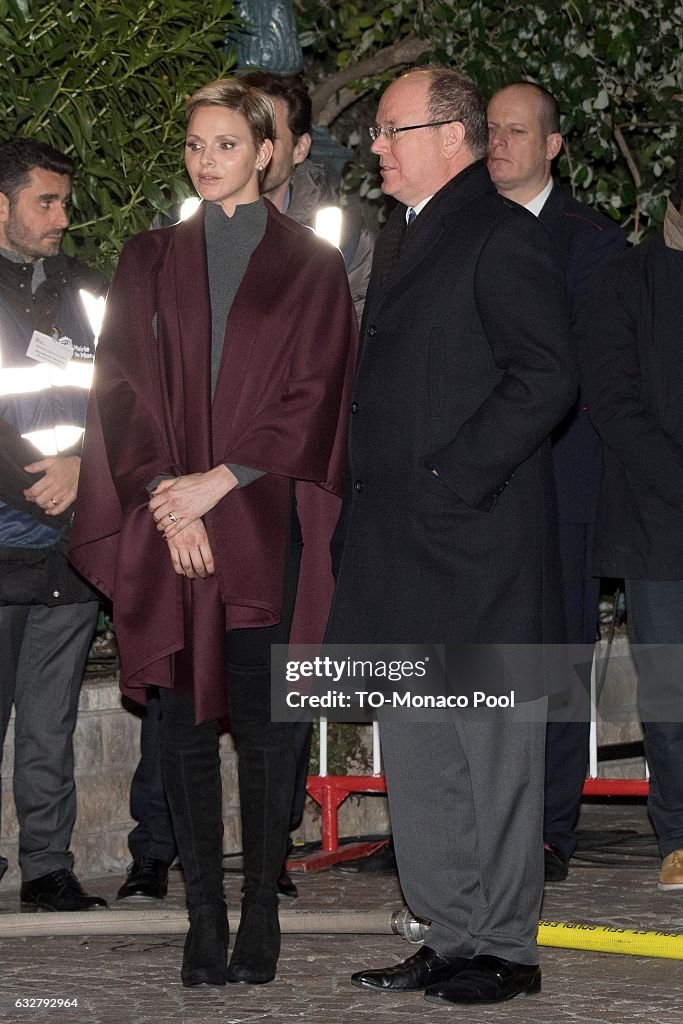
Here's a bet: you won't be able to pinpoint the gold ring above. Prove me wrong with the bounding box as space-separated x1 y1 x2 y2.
168 512 177 523
50 498 59 506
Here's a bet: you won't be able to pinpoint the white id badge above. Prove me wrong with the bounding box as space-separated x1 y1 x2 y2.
26 330 74 370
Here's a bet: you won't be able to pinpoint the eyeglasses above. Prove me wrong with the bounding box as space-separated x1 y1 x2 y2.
368 119 458 142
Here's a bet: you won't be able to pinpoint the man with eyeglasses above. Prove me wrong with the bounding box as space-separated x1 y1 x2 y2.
325 67 576 1005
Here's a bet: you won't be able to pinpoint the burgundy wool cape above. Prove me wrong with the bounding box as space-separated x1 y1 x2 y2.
70 201 358 724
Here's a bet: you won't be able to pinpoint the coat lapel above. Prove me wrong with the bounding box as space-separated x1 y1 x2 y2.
166 209 214 472
371 162 494 312
537 180 564 227
538 183 570 272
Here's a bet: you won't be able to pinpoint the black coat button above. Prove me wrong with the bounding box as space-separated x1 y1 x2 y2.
351 402 360 414
367 324 377 337
354 481 364 493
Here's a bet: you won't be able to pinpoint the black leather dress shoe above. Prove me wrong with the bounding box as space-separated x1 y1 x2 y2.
351 946 470 992
276 866 298 898
424 954 541 1005
21 870 108 912
116 858 169 902
544 842 569 881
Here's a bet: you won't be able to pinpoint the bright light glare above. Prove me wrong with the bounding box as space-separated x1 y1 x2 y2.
314 206 342 250
22 425 84 456
79 289 106 342
180 197 202 221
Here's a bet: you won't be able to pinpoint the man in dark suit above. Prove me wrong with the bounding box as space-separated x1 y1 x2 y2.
577 149 683 890
488 82 626 881
325 67 576 1005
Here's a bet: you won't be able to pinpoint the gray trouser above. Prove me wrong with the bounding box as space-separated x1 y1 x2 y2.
0 601 99 882
377 697 546 964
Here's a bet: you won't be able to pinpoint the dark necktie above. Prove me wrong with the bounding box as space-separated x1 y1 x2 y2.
379 216 406 286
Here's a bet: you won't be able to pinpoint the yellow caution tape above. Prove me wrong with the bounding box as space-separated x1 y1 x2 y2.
538 920 683 959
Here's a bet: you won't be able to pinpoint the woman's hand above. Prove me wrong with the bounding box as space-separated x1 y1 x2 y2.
149 466 237 537
166 520 216 578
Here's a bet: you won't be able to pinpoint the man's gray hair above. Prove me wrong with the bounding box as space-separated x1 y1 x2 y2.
422 66 489 160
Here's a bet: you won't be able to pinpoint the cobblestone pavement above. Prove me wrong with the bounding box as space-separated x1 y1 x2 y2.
0 803 681 1024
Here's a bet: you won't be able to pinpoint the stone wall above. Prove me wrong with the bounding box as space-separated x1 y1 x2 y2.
0 672 389 888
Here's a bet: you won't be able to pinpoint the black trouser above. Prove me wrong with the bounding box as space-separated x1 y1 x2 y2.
127 688 177 865
544 522 599 857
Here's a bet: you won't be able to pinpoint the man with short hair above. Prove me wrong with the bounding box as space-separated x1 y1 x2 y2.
241 70 373 319
0 137 107 911
240 70 313 211
326 67 576 1005
578 145 683 891
488 82 626 881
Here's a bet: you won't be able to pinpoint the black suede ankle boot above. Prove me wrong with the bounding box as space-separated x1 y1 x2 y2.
226 899 280 984
181 902 229 987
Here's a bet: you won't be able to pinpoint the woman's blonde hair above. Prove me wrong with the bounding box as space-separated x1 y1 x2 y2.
185 79 275 147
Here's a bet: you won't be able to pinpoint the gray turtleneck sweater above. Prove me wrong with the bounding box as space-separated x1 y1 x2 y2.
204 199 267 489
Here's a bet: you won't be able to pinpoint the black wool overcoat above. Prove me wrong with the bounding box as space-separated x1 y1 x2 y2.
325 161 577 647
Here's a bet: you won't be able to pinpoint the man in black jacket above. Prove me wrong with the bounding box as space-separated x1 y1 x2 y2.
326 66 575 1005
0 138 107 910
578 146 683 891
488 82 626 881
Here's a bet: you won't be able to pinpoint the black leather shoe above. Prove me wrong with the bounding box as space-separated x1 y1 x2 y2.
116 858 169 902
277 865 298 898
544 842 569 882
424 955 541 1005
351 946 470 992
20 870 108 912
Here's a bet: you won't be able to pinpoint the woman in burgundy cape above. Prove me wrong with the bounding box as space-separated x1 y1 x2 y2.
70 80 357 987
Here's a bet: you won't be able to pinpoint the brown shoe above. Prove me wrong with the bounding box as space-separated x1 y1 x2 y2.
658 849 683 891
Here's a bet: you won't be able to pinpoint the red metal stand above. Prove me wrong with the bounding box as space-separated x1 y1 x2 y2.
582 778 649 798
286 772 649 873
286 774 387 873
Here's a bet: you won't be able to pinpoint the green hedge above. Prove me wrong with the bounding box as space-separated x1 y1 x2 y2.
0 0 239 272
